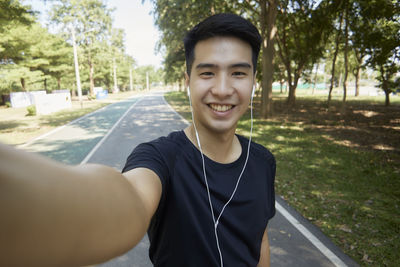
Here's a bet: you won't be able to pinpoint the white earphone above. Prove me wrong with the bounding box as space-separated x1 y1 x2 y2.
187 84 255 267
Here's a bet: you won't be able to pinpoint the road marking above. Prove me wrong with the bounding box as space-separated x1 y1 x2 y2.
275 201 347 267
80 97 143 164
161 94 191 125
162 93 348 267
19 96 140 149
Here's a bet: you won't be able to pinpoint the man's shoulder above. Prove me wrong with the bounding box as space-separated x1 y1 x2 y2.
122 131 187 174
146 130 186 148
138 130 188 157
237 134 275 163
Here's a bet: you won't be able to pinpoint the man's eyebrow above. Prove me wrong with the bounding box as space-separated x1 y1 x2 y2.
195 62 252 69
195 63 217 69
230 63 252 69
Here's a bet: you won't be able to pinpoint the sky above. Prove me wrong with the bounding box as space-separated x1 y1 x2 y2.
25 0 163 68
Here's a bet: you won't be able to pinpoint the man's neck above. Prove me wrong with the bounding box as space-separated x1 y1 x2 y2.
184 125 242 164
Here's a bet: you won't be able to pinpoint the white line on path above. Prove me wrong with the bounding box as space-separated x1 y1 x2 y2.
80 97 143 164
162 93 348 267
19 96 141 149
275 202 347 267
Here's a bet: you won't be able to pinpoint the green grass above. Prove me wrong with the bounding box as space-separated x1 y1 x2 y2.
164 91 400 267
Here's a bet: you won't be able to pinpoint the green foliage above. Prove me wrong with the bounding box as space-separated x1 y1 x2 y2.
26 105 36 116
49 0 137 94
276 0 339 105
50 0 114 95
5 101 11 108
148 0 235 83
0 0 138 95
0 0 34 33
134 65 164 89
354 0 400 105
0 10 73 93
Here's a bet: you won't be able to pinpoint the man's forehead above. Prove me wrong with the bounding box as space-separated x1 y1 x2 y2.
192 36 253 69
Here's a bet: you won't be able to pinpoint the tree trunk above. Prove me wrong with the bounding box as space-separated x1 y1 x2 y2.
113 58 118 92
313 62 319 95
354 67 360 96
57 78 61 90
260 0 278 118
342 3 349 111
44 78 47 92
380 66 391 106
287 83 297 107
88 51 94 96
286 70 299 107
20 78 26 91
328 12 344 107
384 90 390 106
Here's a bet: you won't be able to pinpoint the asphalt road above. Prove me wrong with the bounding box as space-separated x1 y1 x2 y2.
24 91 359 267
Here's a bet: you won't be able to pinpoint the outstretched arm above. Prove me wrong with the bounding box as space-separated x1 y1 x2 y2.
0 143 161 267
257 226 271 267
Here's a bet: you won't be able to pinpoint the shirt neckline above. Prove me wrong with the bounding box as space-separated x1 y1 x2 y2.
179 130 247 169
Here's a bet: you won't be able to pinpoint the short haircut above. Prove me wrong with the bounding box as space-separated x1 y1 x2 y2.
184 13 262 76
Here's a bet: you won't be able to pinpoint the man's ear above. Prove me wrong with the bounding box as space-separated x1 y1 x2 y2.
184 72 190 88
253 71 257 88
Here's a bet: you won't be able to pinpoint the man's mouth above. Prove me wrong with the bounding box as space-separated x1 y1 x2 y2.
208 104 234 112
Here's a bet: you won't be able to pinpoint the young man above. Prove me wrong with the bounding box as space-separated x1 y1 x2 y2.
0 13 275 267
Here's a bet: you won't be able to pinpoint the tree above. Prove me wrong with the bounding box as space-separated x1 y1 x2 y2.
43 35 73 90
348 0 367 97
238 0 278 118
0 0 33 30
276 0 338 107
341 0 350 110
135 65 163 89
50 0 113 96
0 22 58 92
0 0 33 63
149 0 236 92
359 0 400 106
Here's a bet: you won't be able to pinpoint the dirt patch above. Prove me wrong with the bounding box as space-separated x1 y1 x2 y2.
270 98 400 154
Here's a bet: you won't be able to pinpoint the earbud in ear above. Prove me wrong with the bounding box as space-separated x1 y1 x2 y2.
251 85 255 98
187 87 191 97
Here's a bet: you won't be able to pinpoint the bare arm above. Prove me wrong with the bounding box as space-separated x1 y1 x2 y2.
0 143 161 267
257 226 271 267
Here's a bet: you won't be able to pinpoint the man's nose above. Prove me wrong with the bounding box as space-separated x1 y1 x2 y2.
211 75 233 97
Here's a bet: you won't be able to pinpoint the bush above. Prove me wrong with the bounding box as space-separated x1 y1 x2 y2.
26 105 36 116
5 101 11 108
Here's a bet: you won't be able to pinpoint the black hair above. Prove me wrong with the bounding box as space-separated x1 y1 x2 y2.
184 13 262 76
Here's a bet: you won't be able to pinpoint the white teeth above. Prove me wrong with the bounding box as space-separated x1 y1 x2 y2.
209 104 233 112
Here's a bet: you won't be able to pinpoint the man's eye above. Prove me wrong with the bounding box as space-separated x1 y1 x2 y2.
200 72 214 77
233 72 246 77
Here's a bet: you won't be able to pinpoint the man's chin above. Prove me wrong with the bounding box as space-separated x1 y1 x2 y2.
205 122 237 135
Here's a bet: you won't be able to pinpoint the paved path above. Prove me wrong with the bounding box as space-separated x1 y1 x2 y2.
24 92 358 267
23 97 139 165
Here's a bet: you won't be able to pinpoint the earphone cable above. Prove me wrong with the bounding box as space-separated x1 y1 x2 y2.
188 86 254 267
189 95 223 266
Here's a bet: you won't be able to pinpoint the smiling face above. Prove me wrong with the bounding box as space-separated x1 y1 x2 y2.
186 36 255 136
